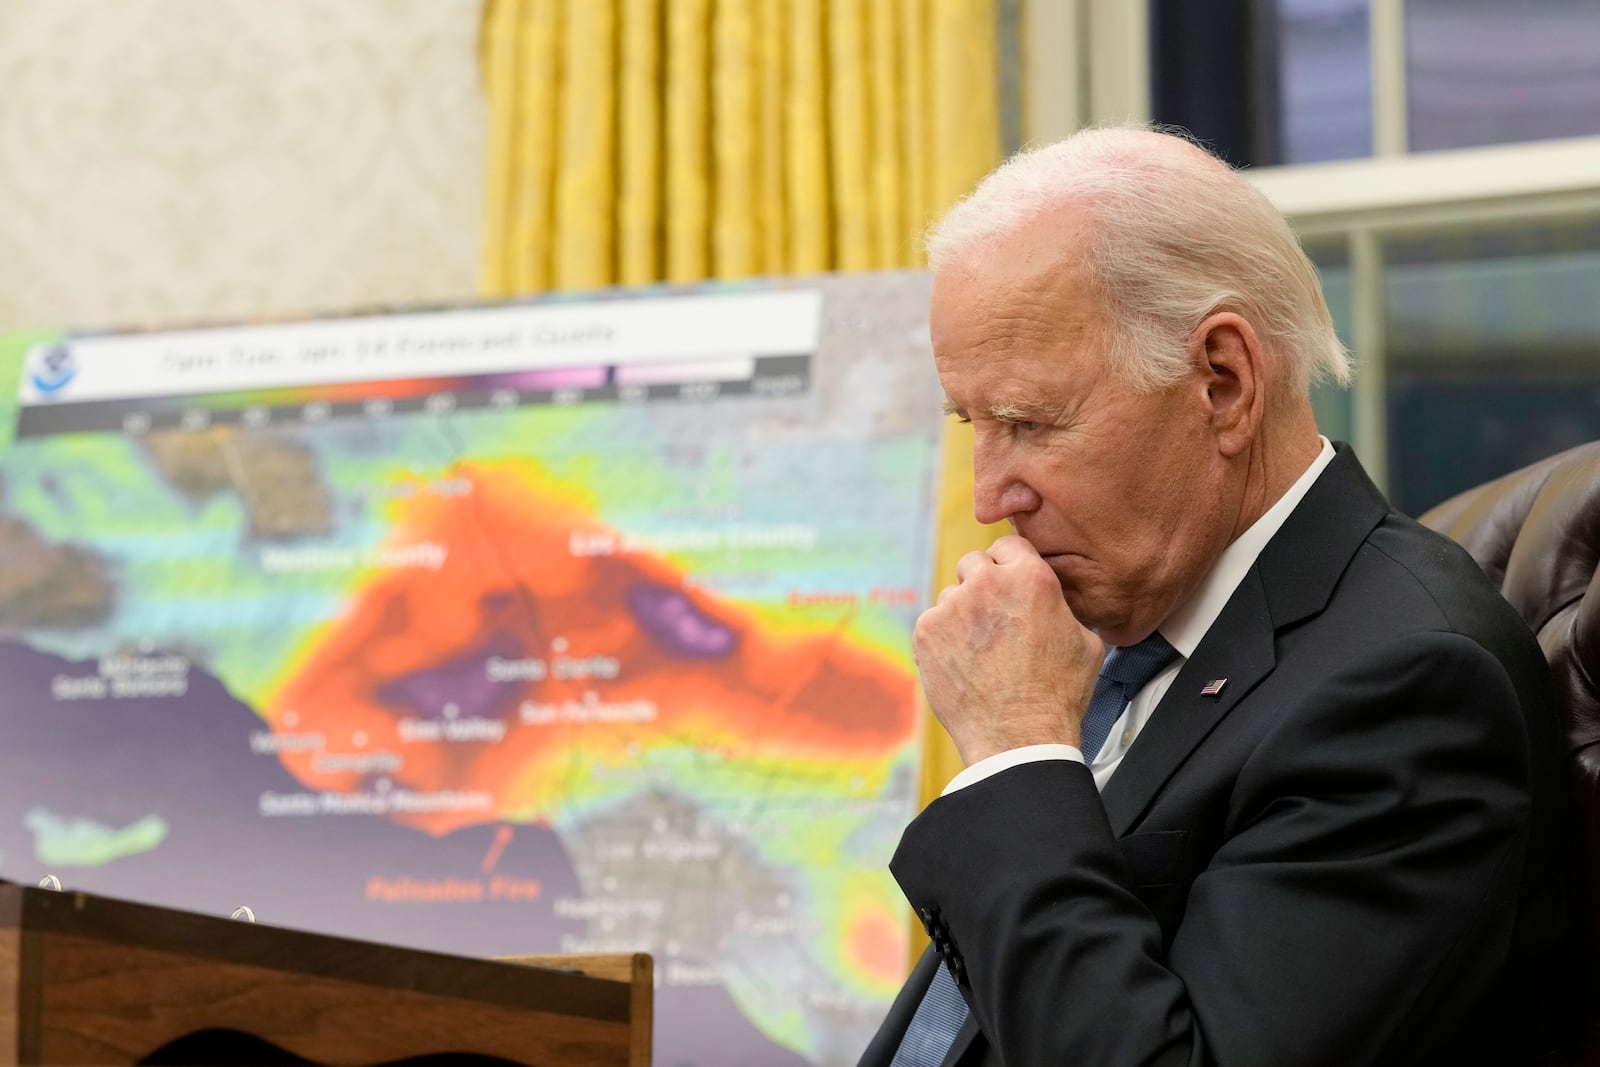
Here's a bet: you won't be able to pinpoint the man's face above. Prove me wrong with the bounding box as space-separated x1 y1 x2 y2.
930 245 1232 646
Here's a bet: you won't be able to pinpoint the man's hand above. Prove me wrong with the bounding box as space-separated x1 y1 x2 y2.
914 534 1105 766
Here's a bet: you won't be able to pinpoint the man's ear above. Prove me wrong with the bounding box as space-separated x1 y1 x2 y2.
1190 312 1265 458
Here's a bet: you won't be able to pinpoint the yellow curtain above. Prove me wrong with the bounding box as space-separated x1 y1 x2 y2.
480 0 1000 288
480 0 1005 965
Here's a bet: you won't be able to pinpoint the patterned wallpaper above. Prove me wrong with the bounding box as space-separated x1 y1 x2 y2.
0 0 487 333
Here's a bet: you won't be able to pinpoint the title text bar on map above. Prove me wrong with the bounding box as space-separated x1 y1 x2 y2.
19 290 823 405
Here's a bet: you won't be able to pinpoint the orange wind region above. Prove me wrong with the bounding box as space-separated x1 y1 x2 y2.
267 462 917 834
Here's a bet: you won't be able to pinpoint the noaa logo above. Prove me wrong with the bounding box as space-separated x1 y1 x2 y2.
28 345 77 396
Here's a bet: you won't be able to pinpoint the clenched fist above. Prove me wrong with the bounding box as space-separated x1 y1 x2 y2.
914 534 1105 766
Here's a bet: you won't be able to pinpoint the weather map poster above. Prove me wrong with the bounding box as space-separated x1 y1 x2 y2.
0 273 944 1066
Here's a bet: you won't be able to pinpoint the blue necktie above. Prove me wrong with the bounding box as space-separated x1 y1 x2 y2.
1078 631 1179 763
889 966 967 1067
889 630 1179 1065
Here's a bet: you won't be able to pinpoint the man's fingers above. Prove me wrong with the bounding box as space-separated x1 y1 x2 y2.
954 549 994 584
987 533 1043 565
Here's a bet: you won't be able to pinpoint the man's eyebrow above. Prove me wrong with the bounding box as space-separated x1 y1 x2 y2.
942 394 1067 421
981 395 1067 420
990 398 1053 421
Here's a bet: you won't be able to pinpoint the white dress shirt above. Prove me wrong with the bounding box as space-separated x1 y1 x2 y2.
942 438 1337 796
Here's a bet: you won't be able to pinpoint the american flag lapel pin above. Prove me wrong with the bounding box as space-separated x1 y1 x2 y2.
1200 678 1228 697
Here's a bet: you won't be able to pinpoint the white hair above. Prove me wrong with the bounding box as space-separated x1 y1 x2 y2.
925 126 1350 395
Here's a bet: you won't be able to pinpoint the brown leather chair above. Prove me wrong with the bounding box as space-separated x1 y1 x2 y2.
1422 441 1600 1065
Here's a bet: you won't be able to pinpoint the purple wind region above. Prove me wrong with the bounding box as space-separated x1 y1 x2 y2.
627 582 740 659
375 626 530 723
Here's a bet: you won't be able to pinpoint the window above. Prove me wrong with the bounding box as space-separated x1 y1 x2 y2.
1384 217 1600 512
1406 0 1600 152
1149 0 1374 166
1143 0 1600 163
1279 0 1373 163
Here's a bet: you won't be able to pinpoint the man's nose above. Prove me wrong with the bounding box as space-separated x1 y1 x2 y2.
972 465 1041 526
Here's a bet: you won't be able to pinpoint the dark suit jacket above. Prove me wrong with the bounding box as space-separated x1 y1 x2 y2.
859 446 1569 1067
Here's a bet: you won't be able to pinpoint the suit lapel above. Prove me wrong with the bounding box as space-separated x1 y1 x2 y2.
1101 444 1390 836
1101 568 1276 835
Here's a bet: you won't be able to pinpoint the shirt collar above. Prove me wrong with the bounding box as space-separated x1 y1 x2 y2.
1159 437 1336 658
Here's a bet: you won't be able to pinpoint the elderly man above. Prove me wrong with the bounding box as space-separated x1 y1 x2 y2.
859 128 1568 1067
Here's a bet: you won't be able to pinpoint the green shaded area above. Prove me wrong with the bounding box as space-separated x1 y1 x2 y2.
25 809 169 868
